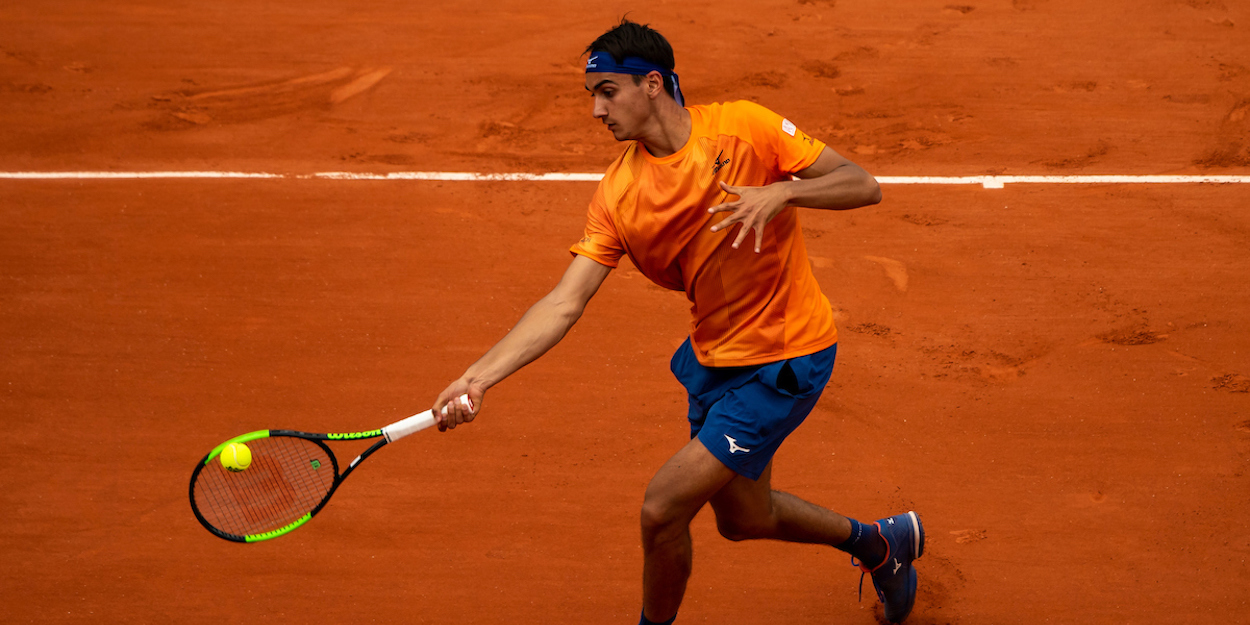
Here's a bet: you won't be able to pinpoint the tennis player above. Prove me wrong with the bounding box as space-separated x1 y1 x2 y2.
433 19 923 624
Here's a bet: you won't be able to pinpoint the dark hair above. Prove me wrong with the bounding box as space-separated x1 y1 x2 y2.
584 19 677 98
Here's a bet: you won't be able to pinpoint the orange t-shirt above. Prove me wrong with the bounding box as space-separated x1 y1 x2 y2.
571 100 837 367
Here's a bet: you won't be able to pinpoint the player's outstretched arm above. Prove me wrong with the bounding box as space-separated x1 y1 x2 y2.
433 254 612 430
708 147 881 252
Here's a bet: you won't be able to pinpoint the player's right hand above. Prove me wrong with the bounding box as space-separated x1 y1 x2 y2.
433 381 483 432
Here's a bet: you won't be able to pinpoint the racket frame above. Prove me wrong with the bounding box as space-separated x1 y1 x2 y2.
189 429 371 543
189 399 463 543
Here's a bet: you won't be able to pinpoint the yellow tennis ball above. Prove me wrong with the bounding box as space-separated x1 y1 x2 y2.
220 442 252 472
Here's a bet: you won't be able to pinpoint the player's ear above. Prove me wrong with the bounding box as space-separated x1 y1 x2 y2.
647 70 664 99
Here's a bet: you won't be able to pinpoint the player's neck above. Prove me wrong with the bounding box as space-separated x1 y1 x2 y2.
638 100 691 158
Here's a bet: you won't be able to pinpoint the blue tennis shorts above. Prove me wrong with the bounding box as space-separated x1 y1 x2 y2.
670 338 837 480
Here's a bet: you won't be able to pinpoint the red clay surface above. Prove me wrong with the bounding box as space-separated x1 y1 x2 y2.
2 1 1248 623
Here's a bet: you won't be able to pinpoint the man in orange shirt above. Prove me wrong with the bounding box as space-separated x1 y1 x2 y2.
434 19 922 625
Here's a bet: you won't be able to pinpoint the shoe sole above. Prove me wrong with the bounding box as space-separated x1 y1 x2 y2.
905 511 925 560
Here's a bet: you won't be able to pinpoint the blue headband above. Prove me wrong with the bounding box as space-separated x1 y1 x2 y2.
585 54 684 107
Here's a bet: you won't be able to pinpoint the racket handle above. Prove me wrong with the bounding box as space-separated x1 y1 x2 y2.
382 411 435 443
382 394 473 443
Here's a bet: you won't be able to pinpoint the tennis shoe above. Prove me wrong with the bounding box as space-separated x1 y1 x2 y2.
857 511 924 623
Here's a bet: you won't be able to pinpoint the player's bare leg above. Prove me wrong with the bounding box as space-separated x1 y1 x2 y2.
638 438 916 623
709 461 924 623
639 437 738 623
708 461 855 545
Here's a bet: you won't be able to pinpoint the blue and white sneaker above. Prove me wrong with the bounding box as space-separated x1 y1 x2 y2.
857 511 924 623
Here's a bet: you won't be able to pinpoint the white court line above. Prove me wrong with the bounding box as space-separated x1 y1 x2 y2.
1 171 1249 188
0 171 284 180
313 171 605 182
875 175 1250 189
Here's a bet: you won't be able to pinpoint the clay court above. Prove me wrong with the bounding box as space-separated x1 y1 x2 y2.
2 1 1248 623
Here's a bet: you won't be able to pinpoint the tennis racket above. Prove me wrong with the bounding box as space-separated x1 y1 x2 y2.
188 395 471 543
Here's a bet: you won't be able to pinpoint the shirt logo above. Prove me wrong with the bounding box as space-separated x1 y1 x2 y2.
725 435 751 454
713 149 731 174
781 118 797 137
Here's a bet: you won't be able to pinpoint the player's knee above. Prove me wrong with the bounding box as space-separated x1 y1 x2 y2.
639 498 684 545
639 499 672 536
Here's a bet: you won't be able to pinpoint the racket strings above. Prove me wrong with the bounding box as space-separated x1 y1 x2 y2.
194 437 334 537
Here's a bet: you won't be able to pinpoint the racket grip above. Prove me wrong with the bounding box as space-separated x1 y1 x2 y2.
382 394 473 443
382 411 435 443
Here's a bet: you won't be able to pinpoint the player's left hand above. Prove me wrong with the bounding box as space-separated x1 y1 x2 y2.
707 180 790 253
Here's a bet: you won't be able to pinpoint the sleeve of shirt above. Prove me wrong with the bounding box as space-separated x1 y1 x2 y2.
569 180 624 268
734 101 828 175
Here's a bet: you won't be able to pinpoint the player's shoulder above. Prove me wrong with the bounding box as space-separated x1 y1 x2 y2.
701 100 786 135
722 99 773 113
717 100 783 121
594 143 643 209
603 141 643 181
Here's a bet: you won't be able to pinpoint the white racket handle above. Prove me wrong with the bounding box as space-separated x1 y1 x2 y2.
382 394 473 443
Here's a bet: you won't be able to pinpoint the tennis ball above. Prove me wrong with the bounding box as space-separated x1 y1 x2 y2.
220 442 252 472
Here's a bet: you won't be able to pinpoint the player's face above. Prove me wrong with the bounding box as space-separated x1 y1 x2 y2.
586 73 651 141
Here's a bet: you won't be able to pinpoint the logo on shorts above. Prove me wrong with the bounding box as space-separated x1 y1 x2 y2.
725 435 751 454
